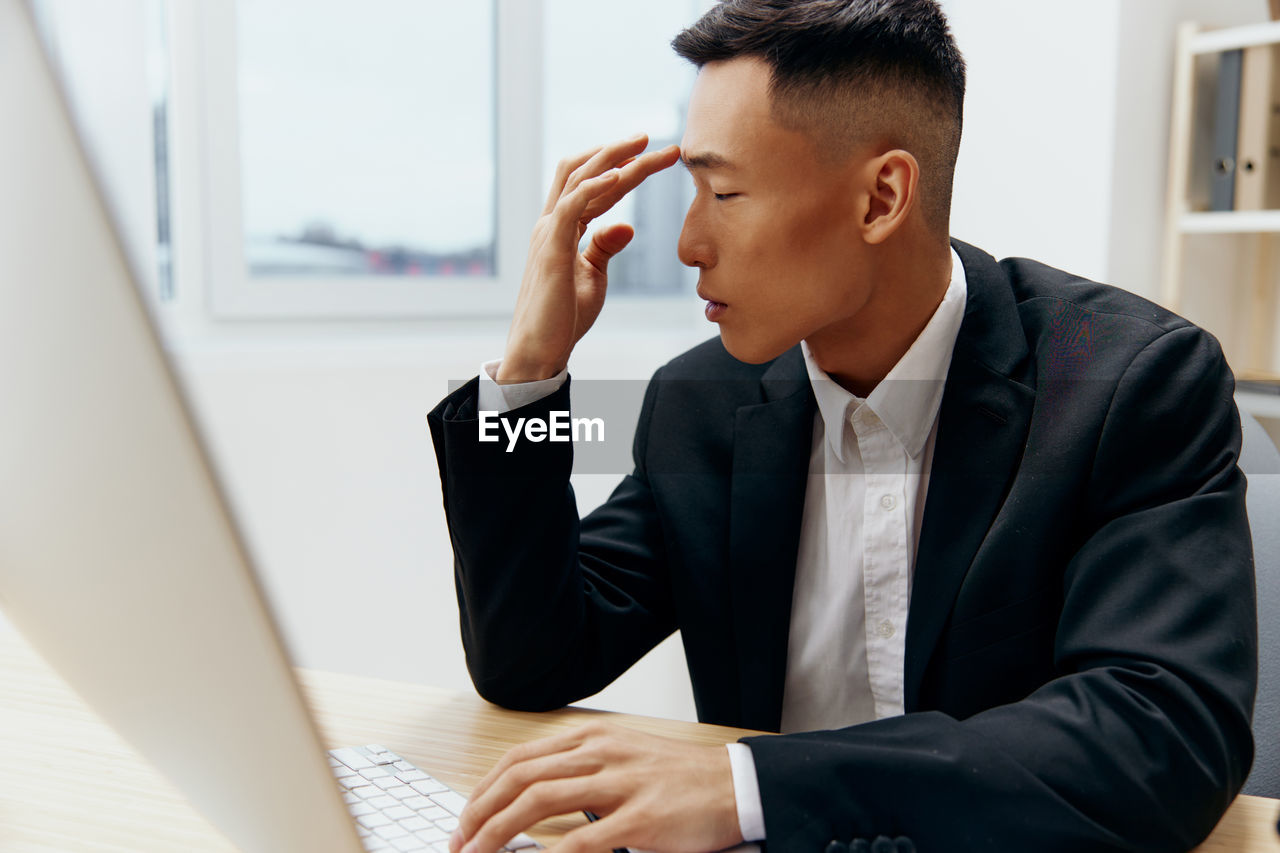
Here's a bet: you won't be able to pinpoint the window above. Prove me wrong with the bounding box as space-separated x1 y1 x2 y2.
238 1 496 280
180 1 708 319
543 0 702 297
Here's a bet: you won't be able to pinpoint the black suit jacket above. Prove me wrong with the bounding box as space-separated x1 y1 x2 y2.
428 240 1258 852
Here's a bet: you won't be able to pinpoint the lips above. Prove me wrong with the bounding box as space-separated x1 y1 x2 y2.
697 286 727 322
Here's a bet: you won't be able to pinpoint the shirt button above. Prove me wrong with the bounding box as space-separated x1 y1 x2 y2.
876 620 895 639
880 494 897 511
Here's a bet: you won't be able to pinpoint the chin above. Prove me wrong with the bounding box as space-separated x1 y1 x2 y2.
718 329 796 365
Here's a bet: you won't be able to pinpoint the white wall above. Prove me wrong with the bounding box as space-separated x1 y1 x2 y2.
176 324 708 721
945 0 1122 283
12 0 1271 724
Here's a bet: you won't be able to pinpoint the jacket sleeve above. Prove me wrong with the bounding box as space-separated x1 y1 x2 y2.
426 371 676 710
743 325 1258 853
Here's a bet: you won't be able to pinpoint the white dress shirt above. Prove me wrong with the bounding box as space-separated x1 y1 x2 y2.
475 249 968 843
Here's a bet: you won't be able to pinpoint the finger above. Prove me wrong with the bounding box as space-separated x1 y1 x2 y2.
548 812 634 853
544 144 606 214
581 223 635 275
458 748 605 846
467 723 605 811
550 170 621 245
465 777 601 853
580 144 681 221
560 133 651 200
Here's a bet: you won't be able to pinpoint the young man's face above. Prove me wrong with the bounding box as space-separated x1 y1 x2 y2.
679 57 873 364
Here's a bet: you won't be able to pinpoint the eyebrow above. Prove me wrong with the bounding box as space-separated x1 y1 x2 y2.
681 151 736 171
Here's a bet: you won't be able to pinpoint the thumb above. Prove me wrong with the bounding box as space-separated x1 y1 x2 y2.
582 223 635 273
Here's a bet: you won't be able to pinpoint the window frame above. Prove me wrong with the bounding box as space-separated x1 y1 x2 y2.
193 0 543 320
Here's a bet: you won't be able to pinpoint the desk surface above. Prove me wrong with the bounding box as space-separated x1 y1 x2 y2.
0 630 1276 852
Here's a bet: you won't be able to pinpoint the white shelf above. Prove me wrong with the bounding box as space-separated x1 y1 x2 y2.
1180 211 1280 233
1189 20 1280 54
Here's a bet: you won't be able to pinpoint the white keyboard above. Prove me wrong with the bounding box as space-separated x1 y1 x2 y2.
329 744 543 853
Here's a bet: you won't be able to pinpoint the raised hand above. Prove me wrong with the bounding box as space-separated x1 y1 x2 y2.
496 134 681 383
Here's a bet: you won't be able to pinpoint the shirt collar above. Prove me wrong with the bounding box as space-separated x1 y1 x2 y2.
801 246 968 463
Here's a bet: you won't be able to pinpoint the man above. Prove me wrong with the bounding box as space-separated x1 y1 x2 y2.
428 2 1258 851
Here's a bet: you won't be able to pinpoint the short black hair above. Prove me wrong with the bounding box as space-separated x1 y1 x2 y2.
672 0 966 232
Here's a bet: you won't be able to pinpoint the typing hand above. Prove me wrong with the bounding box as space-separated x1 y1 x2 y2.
450 721 742 853
496 135 680 384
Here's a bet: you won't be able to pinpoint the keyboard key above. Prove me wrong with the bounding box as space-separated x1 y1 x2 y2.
403 797 433 811
384 805 414 821
409 778 448 796
369 795 398 810
430 791 468 816
349 802 376 817
358 813 393 830
397 769 430 784
350 785 380 800
337 774 362 789
386 785 418 801
366 839 393 851
332 748 375 770
437 817 459 832
394 760 416 771
417 828 450 844
400 816 431 832
362 767 394 781
375 823 410 841
373 776 402 790
392 837 428 852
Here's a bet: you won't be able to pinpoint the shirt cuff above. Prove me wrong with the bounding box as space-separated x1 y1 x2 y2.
726 743 766 842
477 358 569 414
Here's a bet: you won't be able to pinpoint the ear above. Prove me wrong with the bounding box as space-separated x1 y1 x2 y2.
859 149 919 245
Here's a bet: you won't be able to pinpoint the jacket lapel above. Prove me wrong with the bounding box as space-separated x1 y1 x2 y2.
728 347 813 733
904 241 1036 711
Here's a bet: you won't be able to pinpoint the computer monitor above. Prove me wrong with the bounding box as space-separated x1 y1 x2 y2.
0 1 365 849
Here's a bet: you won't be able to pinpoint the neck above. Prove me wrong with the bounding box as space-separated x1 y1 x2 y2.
806 235 952 398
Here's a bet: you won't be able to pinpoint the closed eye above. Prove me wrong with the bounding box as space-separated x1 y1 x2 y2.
713 192 739 201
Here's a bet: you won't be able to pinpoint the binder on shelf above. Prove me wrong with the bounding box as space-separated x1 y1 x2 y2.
1236 45 1280 210
1211 49 1244 211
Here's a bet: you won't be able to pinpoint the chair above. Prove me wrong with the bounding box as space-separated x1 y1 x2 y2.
1240 412 1280 798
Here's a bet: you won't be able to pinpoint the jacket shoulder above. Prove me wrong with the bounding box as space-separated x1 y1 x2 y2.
1001 256 1194 337
994 256 1226 381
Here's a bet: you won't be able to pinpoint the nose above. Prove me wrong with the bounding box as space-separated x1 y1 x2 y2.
677 198 714 270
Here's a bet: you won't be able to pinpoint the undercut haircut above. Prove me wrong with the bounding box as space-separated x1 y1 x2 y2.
672 0 966 235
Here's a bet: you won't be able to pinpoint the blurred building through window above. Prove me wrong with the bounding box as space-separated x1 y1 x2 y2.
543 0 704 296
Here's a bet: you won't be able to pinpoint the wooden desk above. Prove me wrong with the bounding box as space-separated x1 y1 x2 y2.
0 630 1276 852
